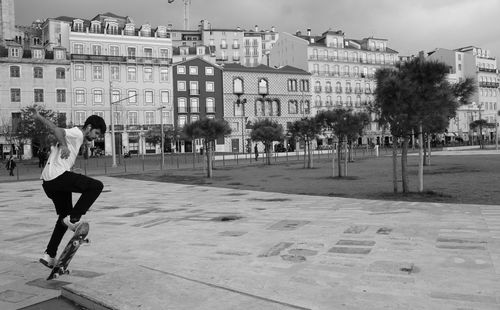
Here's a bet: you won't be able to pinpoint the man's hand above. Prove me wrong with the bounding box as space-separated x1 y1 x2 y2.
60 145 70 159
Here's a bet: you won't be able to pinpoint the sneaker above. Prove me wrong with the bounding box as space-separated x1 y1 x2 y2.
62 217 82 232
39 252 55 268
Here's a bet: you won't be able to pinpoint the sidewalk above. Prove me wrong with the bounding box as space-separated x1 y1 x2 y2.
0 176 499 309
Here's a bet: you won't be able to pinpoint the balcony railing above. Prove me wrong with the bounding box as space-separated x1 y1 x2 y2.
71 54 172 64
478 67 497 73
325 87 333 93
479 81 500 88
335 87 342 93
314 86 322 93
232 44 240 49
190 89 200 96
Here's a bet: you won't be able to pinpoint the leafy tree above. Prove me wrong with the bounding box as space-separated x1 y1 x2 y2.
316 109 369 177
373 58 475 193
183 118 231 178
16 104 65 156
287 117 322 168
250 119 284 165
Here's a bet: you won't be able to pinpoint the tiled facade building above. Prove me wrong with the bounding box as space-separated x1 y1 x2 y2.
222 64 311 153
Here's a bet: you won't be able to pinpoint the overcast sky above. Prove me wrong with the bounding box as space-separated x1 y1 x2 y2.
14 0 500 61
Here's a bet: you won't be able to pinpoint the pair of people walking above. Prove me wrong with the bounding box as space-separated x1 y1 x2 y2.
5 156 16 176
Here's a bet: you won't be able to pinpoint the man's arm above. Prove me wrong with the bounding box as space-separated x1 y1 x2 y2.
34 111 70 159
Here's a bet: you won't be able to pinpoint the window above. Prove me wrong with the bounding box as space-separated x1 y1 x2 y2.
189 81 199 95
160 67 169 82
160 91 169 104
145 111 155 125
112 90 120 103
128 90 137 104
177 66 186 74
113 111 122 124
128 111 138 125
233 78 243 94
258 79 268 95
56 67 65 79
127 47 136 59
144 90 154 104
206 81 214 92
93 111 104 119
92 65 103 80
189 66 198 75
74 43 83 54
110 46 120 56
288 100 298 114
74 65 84 80
300 79 309 92
110 66 120 80
75 89 85 104
93 89 103 104
75 112 86 126
10 88 21 102
178 98 187 113
143 67 153 81
190 98 199 113
288 79 298 92
34 67 43 78
92 45 102 55
206 98 215 113
32 49 43 59
56 89 66 103
127 67 137 81
190 115 199 123
143 48 153 58
178 115 187 127
177 81 186 91
34 89 44 102
160 49 169 59
10 47 20 57
162 111 169 124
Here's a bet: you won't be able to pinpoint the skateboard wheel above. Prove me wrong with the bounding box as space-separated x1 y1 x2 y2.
72 240 79 246
64 269 70 275
53 274 59 279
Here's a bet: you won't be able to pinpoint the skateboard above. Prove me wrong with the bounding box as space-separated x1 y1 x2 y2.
47 221 90 280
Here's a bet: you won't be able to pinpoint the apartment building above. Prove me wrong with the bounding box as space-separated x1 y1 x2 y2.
222 63 311 153
269 28 399 146
427 46 499 142
42 13 174 155
0 41 70 158
172 57 223 152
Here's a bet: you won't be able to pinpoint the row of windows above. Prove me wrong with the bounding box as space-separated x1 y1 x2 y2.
310 49 395 64
177 81 215 93
9 89 169 105
177 97 216 113
176 65 214 75
480 102 498 111
8 48 66 60
287 79 310 92
232 77 269 95
74 110 171 126
311 64 377 77
10 66 66 79
73 43 170 59
480 89 498 97
73 65 169 82
178 114 214 127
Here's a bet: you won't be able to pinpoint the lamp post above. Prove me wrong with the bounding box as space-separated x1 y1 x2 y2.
158 106 166 170
109 81 137 167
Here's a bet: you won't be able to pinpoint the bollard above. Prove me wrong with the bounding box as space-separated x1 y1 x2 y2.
104 160 107 174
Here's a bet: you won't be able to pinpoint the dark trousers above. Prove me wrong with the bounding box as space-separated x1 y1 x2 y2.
42 171 103 257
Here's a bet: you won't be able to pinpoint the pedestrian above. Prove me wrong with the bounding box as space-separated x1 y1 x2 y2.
38 148 46 168
5 155 16 176
34 111 106 268
254 144 259 161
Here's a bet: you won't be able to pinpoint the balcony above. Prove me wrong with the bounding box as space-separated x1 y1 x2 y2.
365 89 372 94
314 86 322 93
479 81 500 88
315 100 323 107
232 44 240 49
232 56 241 61
190 89 200 96
220 44 228 49
335 87 342 93
354 88 363 94
325 87 333 93
345 88 352 94
70 54 172 64
478 67 497 73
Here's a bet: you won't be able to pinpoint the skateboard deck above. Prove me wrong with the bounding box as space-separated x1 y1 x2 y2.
47 221 90 280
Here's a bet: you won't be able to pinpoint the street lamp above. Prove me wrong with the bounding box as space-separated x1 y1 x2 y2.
158 105 167 170
109 82 137 167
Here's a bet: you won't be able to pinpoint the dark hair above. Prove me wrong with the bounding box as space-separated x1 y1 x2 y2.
84 115 107 134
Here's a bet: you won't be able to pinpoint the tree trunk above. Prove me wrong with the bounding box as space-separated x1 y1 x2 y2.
332 142 335 178
308 138 313 168
426 135 431 166
423 133 428 166
418 124 424 193
401 136 410 193
337 142 342 177
266 142 272 165
205 140 213 178
303 140 307 168
392 135 398 193
344 136 348 177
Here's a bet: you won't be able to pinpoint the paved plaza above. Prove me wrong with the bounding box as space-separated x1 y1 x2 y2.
0 174 499 309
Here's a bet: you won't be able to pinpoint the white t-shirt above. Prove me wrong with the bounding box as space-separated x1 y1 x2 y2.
41 127 84 181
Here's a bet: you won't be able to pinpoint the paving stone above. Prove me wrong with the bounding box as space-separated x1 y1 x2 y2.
0 289 36 303
267 220 310 231
259 242 294 257
343 225 369 234
336 240 376 246
328 247 372 255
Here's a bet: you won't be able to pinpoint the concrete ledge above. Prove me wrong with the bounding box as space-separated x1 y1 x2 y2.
62 266 311 310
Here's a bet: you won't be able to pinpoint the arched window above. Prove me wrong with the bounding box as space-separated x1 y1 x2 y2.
258 78 268 96
233 77 244 95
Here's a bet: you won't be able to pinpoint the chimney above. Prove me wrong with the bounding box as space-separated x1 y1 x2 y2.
237 26 241 31
167 23 173 31
307 28 311 36
271 26 275 32
255 25 259 32
296 30 302 36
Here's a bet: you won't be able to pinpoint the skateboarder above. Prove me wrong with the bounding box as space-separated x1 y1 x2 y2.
35 111 106 268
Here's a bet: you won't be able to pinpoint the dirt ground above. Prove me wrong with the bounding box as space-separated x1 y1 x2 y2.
119 153 500 206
